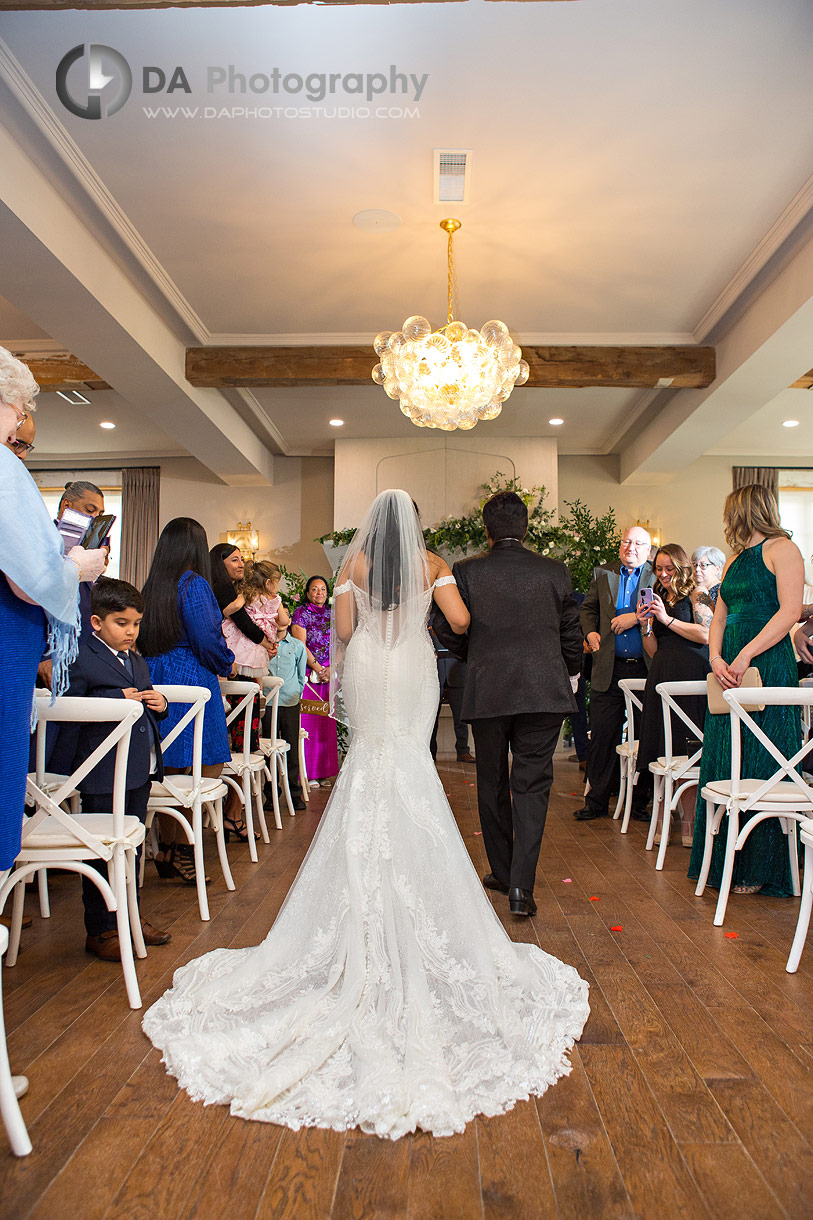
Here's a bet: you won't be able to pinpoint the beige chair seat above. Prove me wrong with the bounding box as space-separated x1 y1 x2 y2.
19 814 144 851
703 777 813 804
149 775 227 801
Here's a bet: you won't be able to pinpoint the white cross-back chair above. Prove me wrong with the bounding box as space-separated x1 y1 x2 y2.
647 680 706 869
614 678 647 831
0 696 146 1009
220 680 270 861
786 816 813 973
258 675 295 825
144 685 233 921
695 686 811 926
0 924 31 1156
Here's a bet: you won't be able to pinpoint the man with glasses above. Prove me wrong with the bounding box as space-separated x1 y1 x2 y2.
573 525 655 821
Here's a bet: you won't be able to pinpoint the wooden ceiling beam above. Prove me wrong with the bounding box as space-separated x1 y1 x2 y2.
790 368 813 389
10 350 109 393
0 2 574 10
186 344 716 390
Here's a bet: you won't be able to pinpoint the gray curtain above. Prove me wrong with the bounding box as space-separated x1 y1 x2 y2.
732 466 778 499
120 467 159 589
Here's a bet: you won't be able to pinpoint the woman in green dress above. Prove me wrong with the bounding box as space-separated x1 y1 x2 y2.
688 484 804 897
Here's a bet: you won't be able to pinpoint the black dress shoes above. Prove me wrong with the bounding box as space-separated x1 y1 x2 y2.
631 808 651 822
572 806 608 821
508 888 537 917
482 873 509 895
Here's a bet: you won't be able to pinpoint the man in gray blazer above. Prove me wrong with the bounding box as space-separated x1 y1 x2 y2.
573 525 655 821
432 491 583 916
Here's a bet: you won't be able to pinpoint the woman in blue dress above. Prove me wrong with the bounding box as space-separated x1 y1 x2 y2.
139 518 235 884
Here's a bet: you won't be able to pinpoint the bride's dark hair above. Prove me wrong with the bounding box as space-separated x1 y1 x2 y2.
363 494 422 609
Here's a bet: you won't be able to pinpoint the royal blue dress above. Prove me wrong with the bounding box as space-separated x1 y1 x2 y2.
144 571 234 768
0 573 47 869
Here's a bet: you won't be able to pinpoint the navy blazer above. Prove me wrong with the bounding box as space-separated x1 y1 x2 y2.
49 635 167 794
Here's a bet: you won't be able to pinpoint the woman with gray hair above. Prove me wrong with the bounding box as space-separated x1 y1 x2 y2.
0 345 105 1100
691 546 725 606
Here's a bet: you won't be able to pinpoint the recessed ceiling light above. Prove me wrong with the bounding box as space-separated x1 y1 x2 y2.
548 417 564 426
329 418 344 427
352 210 401 234
783 419 800 428
99 421 116 429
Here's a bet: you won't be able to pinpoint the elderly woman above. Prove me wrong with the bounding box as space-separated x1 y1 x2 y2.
691 546 725 607
0 348 106 1098
291 575 338 784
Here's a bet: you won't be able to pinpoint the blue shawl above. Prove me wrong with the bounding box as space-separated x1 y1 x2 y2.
0 445 80 709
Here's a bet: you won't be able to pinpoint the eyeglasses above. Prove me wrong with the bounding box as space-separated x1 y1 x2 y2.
621 540 649 549
10 437 35 456
693 562 716 570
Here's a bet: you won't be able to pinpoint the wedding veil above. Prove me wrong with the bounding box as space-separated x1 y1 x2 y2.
329 489 430 719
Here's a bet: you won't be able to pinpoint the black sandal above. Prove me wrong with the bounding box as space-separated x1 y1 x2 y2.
223 815 259 843
153 842 210 886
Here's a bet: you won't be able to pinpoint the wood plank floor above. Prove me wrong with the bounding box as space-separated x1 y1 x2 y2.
2 754 812 1219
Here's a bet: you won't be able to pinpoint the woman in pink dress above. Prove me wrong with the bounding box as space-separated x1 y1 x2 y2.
291 575 338 783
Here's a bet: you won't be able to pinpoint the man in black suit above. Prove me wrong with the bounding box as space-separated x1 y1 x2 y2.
433 491 583 916
572 525 655 821
50 578 172 959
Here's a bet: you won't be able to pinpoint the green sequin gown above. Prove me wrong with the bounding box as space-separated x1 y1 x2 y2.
688 542 800 896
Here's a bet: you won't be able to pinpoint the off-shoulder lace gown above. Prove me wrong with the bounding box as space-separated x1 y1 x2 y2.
143 579 589 1139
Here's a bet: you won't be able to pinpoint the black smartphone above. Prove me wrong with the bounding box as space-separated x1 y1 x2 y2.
81 513 116 550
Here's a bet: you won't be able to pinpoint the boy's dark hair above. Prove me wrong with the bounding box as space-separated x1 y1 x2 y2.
482 491 528 542
91 576 144 617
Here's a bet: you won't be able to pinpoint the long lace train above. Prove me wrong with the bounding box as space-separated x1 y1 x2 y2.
143 577 589 1139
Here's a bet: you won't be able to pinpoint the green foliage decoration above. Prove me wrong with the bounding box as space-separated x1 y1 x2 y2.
315 473 621 594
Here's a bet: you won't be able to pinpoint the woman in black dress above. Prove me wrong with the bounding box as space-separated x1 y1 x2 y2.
636 544 713 845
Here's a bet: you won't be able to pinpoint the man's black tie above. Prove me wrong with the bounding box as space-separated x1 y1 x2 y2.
117 650 134 681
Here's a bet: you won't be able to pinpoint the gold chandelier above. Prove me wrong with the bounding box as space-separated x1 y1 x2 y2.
371 219 529 430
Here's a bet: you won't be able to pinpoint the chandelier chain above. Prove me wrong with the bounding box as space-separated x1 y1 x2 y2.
446 229 458 326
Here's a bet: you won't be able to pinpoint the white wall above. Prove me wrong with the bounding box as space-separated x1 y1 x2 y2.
158 455 334 577
558 452 805 555
334 436 558 530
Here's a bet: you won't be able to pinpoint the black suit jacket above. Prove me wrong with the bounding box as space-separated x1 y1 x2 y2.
48 635 167 793
432 540 583 721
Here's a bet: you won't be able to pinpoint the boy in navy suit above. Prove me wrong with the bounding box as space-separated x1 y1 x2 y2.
55 578 172 960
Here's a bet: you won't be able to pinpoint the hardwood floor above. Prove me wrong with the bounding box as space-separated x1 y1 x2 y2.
2 756 812 1219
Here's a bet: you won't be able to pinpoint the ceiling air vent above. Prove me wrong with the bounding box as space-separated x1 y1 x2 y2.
434 149 471 204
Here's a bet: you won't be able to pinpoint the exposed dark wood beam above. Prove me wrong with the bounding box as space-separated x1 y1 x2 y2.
186 344 716 390
0 1 574 10
10 350 109 393
790 368 813 389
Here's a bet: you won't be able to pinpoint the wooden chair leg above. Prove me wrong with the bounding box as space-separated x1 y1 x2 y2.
208 800 235 891
787 840 813 973
713 805 741 926
111 853 142 1009
278 751 295 817
695 797 719 897
0 927 31 1157
37 870 50 919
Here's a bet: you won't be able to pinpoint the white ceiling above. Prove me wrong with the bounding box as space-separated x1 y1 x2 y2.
0 0 811 470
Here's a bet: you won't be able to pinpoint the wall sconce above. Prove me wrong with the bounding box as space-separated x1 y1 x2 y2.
225 520 260 559
637 518 661 548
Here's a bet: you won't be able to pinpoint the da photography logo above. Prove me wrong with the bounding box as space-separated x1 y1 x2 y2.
56 44 132 119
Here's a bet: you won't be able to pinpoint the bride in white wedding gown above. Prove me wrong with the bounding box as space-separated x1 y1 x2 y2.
143 489 589 1139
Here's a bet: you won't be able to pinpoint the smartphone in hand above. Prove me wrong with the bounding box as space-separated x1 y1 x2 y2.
639 587 653 612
